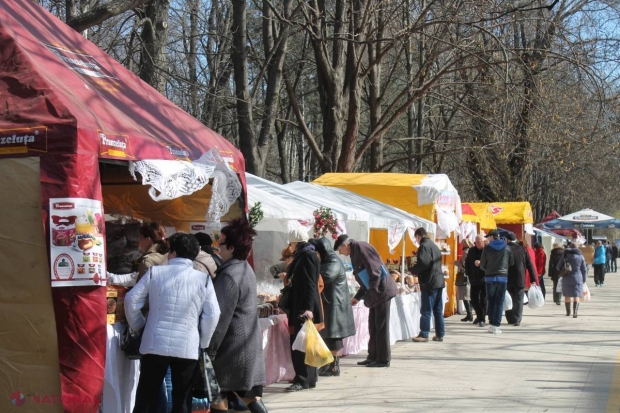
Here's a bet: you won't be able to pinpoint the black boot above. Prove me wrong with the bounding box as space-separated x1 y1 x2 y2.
461 301 473 322
319 356 340 377
573 302 579 318
565 302 571 316
247 399 268 413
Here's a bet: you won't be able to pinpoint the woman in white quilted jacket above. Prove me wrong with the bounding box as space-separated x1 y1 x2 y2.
126 232 221 413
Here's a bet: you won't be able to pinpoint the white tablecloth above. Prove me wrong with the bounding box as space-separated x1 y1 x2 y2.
389 293 422 344
102 323 140 413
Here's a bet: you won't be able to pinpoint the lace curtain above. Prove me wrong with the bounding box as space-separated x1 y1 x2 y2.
129 149 242 223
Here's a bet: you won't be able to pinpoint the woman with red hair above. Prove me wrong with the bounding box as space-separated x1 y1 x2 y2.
208 219 268 413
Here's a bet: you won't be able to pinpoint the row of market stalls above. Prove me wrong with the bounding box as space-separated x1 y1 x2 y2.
0 0 603 412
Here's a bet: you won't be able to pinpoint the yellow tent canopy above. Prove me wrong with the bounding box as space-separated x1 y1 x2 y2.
313 172 461 317
312 173 460 222
461 203 480 224
489 202 533 225
466 203 497 230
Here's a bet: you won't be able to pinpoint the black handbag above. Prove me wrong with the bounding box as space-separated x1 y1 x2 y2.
192 349 221 403
120 325 143 359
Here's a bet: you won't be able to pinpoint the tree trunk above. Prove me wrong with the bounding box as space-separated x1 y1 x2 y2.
187 0 199 117
138 0 170 93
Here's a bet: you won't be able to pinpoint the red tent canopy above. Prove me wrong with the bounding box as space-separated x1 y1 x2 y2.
0 1 245 411
0 0 244 177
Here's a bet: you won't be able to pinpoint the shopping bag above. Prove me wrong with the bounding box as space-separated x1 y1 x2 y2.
292 321 308 352
528 285 545 309
304 320 334 368
192 349 222 403
556 278 563 293
583 283 591 302
503 290 513 311
523 292 529 304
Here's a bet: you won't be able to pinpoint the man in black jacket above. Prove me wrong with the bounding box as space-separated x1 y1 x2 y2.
612 243 618 273
409 228 445 343
336 235 397 368
505 233 538 326
480 230 514 334
466 234 487 327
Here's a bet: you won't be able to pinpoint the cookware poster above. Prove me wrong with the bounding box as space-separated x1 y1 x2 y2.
49 198 106 287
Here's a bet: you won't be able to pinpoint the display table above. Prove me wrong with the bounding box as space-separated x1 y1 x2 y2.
260 314 295 386
389 293 421 344
102 323 140 413
341 302 370 356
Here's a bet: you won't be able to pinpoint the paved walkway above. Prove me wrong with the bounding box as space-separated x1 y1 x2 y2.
262 271 620 412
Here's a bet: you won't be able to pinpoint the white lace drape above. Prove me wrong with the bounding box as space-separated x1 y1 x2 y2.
129 149 242 223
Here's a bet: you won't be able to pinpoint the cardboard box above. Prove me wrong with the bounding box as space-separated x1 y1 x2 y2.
580 246 595 265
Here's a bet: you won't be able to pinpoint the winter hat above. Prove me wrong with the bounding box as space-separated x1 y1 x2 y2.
288 226 309 243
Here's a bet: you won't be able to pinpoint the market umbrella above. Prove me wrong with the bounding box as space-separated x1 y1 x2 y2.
541 209 620 229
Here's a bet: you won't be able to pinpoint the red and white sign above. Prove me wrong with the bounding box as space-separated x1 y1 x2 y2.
0 126 48 156
50 198 106 287
490 205 504 216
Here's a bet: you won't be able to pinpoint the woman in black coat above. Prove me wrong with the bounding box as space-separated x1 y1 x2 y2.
548 243 565 305
285 241 324 392
309 237 355 377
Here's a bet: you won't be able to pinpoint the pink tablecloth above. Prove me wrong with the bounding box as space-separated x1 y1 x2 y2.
341 303 369 356
260 315 295 386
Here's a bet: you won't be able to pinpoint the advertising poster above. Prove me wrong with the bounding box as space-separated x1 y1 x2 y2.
189 222 225 247
50 198 106 287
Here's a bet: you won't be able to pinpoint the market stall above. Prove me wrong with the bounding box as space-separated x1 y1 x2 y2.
536 211 585 243
460 203 480 243
541 209 620 241
465 202 497 233
312 173 462 316
469 202 534 240
0 1 246 411
247 184 315 282
283 182 436 271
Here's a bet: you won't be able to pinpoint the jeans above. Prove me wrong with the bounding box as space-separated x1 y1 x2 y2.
539 276 546 299
612 259 618 272
420 287 445 338
485 281 507 327
606 258 611 273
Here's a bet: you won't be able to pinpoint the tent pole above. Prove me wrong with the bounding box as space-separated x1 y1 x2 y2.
401 234 406 275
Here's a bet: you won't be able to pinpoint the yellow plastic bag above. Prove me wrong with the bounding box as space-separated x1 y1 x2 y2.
304 319 334 368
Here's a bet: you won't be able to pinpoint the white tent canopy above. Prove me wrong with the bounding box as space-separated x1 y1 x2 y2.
284 181 436 237
247 184 314 232
246 174 370 242
556 209 614 222
284 182 437 273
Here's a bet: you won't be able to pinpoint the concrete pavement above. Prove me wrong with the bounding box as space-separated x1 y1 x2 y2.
262 271 620 412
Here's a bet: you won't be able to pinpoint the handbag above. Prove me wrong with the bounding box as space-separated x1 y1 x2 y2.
558 259 572 277
279 274 294 315
120 325 143 359
192 349 221 402
121 269 155 358
192 276 221 403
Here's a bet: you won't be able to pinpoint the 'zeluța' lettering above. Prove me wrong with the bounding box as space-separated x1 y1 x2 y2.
0 134 35 145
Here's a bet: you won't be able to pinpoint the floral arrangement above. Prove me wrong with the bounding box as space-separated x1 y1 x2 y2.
249 202 264 228
313 207 339 239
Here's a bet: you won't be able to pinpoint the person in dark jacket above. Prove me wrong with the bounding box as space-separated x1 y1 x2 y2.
612 243 618 273
208 219 268 413
480 230 514 334
410 228 446 343
465 235 487 327
285 241 324 391
557 242 588 318
605 241 612 273
506 233 538 326
335 234 397 368
455 245 472 322
548 242 565 305
309 237 355 377
194 232 224 268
